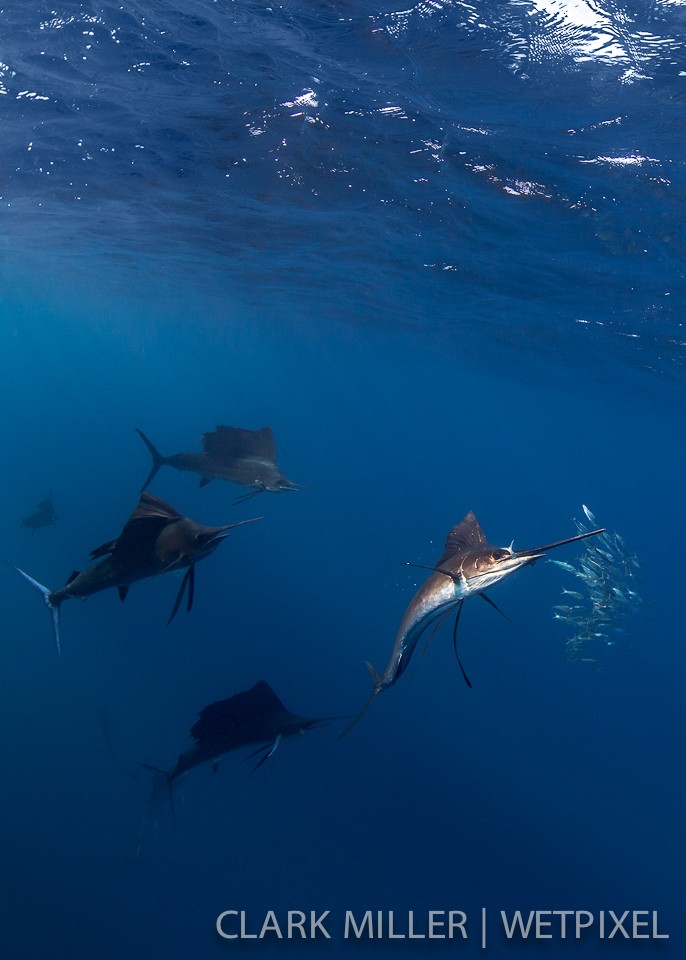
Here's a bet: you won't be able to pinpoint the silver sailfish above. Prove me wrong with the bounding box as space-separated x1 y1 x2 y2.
340 511 604 736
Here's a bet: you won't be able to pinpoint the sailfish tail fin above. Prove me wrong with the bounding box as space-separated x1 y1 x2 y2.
364 660 382 687
338 661 383 739
135 764 176 860
8 563 62 654
135 428 168 491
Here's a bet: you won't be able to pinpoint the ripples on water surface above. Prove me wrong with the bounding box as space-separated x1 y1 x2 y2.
1 0 685 382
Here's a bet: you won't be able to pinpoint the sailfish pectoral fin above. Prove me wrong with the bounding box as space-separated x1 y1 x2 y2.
186 563 195 613
167 565 193 625
451 602 472 689
420 604 460 658
479 592 512 623
249 734 283 773
233 488 264 505
404 561 457 580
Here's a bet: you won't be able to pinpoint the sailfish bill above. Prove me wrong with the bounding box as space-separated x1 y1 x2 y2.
9 492 261 652
340 511 605 737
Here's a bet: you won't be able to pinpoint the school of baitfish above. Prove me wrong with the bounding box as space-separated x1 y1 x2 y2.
549 505 642 664
13 425 642 854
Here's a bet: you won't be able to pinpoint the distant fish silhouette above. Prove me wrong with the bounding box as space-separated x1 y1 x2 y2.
21 495 57 534
146 680 328 782
340 511 604 736
136 680 329 857
9 492 261 653
136 425 300 503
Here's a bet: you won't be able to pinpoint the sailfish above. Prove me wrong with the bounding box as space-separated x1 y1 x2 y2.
146 680 328 783
136 680 329 857
340 511 605 736
9 492 261 653
136 424 300 503
22 495 57 534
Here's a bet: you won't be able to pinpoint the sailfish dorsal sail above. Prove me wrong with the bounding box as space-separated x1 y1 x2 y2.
201 426 277 465
435 512 489 565
190 681 288 743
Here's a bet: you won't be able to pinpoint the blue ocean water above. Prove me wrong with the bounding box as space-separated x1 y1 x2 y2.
1 1 684 957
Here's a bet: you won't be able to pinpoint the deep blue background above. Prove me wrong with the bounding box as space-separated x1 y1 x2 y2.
1 2 684 958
